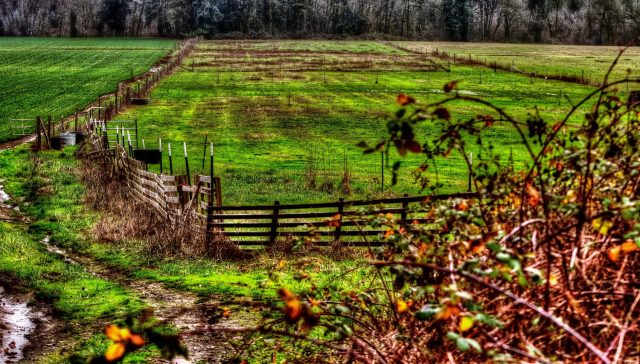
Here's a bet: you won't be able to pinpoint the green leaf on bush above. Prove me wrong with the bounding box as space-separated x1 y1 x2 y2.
415 304 440 320
474 313 504 328
456 338 470 351
486 242 501 252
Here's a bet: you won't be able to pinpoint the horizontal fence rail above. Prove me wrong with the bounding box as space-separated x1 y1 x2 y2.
208 193 477 247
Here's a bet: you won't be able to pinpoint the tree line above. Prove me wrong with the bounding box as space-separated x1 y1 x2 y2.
1 0 638 44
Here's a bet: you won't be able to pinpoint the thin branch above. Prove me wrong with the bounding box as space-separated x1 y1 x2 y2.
370 260 612 364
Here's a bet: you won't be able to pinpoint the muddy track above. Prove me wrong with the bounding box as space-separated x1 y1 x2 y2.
40 238 259 364
0 135 36 152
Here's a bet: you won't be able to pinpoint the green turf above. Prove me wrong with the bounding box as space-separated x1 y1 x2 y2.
0 37 176 143
116 40 600 205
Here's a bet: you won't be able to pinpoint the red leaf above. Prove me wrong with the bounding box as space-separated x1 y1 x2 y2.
406 140 422 153
444 81 458 93
433 107 451 121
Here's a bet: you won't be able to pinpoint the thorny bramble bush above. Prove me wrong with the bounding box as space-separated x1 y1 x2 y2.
235 51 640 363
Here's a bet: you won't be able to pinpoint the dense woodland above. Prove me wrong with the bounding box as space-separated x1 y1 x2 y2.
0 0 638 44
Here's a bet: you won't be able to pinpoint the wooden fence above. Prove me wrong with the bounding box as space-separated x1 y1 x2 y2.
84 133 477 248
207 193 476 246
90 141 223 221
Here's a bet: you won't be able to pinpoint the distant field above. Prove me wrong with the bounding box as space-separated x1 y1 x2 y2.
393 41 640 84
118 40 604 205
0 37 176 143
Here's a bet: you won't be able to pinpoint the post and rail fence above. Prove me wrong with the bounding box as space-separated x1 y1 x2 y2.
82 131 479 248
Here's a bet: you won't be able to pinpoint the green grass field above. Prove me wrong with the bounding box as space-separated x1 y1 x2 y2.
118 40 606 205
392 41 640 84
0 37 176 143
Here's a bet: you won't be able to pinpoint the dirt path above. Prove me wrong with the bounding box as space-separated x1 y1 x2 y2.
0 135 36 152
40 237 259 364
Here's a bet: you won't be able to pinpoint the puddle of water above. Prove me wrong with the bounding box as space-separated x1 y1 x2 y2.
0 181 10 207
0 287 36 363
40 236 83 267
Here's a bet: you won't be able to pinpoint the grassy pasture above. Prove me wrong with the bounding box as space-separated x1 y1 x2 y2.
119 40 601 205
0 37 176 143
392 41 640 84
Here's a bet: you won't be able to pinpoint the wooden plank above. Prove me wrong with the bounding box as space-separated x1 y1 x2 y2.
232 241 383 247
211 218 434 229
212 208 408 220
210 193 478 211
224 230 384 237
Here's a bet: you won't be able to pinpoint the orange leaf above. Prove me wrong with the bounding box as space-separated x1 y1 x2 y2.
397 93 415 106
279 288 303 322
105 325 130 342
621 240 638 253
105 325 121 341
456 201 469 211
608 246 621 262
395 299 409 314
526 183 541 207
105 343 126 362
469 240 485 254
130 334 145 347
222 307 231 318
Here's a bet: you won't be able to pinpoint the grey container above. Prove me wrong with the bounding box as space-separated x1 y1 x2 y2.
60 132 76 146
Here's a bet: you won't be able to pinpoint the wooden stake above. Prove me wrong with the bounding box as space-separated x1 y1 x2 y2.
184 142 190 185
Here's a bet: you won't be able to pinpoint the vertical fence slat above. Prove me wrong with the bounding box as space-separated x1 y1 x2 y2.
334 198 345 242
269 201 280 245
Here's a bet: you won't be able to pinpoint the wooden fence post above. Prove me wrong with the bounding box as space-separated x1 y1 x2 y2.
401 193 409 221
206 204 214 246
47 116 52 139
334 198 345 242
269 201 280 245
35 117 41 151
214 177 222 207
468 153 473 193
